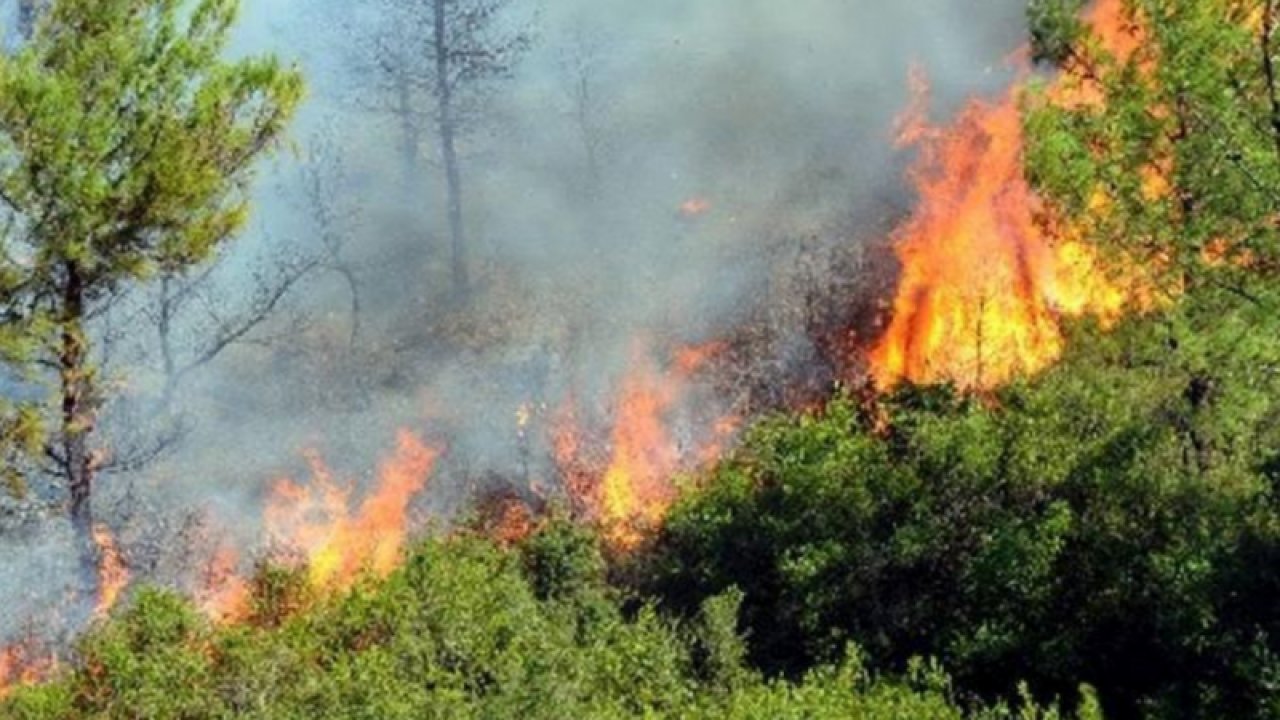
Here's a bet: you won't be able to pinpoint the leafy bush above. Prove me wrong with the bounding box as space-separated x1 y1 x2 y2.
644 308 1280 718
2 524 1086 719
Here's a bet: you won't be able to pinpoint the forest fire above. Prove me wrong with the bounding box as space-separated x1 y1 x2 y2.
868 0 1139 390
0 0 1158 699
262 430 438 588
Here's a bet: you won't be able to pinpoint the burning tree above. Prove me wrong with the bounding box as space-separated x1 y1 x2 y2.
1020 0 1280 479
1026 0 1280 299
0 0 302 595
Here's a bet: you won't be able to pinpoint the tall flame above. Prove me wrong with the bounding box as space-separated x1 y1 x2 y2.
598 346 683 543
263 430 437 588
869 0 1139 390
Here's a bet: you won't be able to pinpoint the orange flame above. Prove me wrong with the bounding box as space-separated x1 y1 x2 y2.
263 430 437 588
599 347 683 545
0 644 23 699
196 544 251 623
0 640 54 699
869 0 1141 390
555 341 736 548
91 524 128 618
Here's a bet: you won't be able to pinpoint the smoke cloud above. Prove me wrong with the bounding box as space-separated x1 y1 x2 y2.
1 0 1032 643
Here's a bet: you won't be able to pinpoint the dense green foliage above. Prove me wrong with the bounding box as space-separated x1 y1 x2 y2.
646 330 1280 718
0 527 1088 719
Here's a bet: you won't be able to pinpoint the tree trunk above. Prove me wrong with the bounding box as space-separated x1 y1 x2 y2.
394 62 422 203
59 262 98 601
434 0 468 300
158 274 179 412
1262 1 1280 162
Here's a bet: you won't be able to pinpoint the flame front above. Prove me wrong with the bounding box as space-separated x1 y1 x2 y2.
264 430 437 588
869 0 1138 390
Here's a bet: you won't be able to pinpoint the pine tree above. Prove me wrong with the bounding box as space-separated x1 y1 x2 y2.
0 0 302 595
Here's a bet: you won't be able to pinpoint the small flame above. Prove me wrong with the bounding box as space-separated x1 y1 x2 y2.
92 524 128 618
0 645 23 699
197 544 250 623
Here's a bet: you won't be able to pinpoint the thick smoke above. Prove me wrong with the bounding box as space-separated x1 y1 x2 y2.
1 0 1031 642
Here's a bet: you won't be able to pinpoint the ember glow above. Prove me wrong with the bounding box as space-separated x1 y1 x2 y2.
868 0 1140 390
263 430 438 588
678 196 712 218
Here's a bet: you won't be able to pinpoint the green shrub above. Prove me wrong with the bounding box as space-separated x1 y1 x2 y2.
1 528 1088 719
